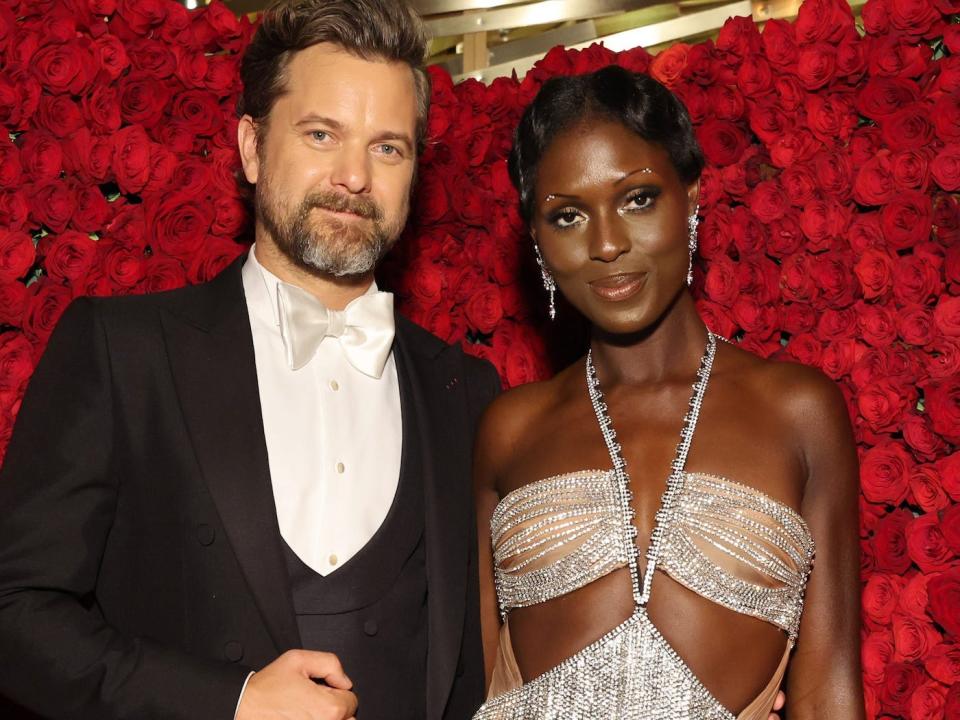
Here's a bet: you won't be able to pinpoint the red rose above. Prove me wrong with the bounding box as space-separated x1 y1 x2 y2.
464 282 504 335
782 302 817 335
854 150 896 206
649 43 689 87
780 163 817 207
850 126 886 167
729 205 766 256
766 212 805 258
891 148 932 191
210 196 248 239
910 680 948 720
899 571 932 620
816 307 857 340
813 149 853 201
717 15 762 58
784 332 822 366
31 40 94 95
948 682 960 719
854 248 895 299
0 229 36 284
127 37 176 79
81 84 122 135
29 180 77 234
888 0 942 38
731 296 777 337
697 119 750 167
170 89 224 137
903 413 948 462
871 507 914 572
18 131 63 183
855 76 921 120
892 254 942 305
736 56 773 98
795 0 857 43
186 236 244 285
821 338 860 379
881 104 935 151
91 33 129 81
929 569 960 636
880 661 925 716
893 612 942 661
0 332 35 392
119 71 171 128
926 642 960 684
72 185 112 234
810 254 857 308
924 339 960 380
491 323 548 388
799 199 851 253
41 231 98 284
112 125 154 195
932 144 960 191
868 35 933 78
935 195 960 246
145 194 213 262
858 379 913 433
138 256 187 294
769 129 820 169
796 43 837 90
696 299 738 339
925 377 960 443
0 136 22 190
0 190 29 233
62 128 113 185
0 282 27 327
101 242 145 290
862 630 896 686
863 572 905 627
33 95 84 140
880 190 933 250
857 303 898 347
117 0 168 36
805 92 858 144
906 512 955 572
761 19 798 68
22 279 73 345
706 84 745 122
861 443 914 506
943 504 960 554
780 252 819 304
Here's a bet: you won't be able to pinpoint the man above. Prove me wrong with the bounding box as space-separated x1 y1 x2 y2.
0 1 499 718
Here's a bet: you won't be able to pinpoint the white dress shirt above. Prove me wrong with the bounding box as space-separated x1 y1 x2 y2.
241 246 402 576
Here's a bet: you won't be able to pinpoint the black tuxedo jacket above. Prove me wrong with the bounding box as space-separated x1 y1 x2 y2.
0 257 500 720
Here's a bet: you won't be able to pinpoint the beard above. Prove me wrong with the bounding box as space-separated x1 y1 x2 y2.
255 174 407 278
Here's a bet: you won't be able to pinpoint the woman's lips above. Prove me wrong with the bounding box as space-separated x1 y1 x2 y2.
588 272 647 301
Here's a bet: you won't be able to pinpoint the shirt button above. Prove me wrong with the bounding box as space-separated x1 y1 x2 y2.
363 619 378 636
329 554 338 566
336 462 345 474
330 379 339 391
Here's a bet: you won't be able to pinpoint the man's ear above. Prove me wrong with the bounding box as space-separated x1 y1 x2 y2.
238 115 261 184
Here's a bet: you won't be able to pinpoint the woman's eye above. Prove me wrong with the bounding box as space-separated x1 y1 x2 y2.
552 208 584 228
623 191 655 212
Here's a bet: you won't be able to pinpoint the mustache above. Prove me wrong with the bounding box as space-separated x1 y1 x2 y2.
303 191 383 222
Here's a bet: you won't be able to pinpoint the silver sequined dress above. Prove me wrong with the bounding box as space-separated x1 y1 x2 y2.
473 334 815 720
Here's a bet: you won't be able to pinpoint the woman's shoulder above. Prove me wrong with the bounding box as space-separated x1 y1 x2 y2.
473 361 583 478
717 340 852 456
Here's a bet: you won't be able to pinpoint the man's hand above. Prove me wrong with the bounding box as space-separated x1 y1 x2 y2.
237 650 358 720
768 689 786 720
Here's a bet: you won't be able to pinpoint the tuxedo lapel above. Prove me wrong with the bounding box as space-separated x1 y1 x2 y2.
393 317 473 720
161 259 300 654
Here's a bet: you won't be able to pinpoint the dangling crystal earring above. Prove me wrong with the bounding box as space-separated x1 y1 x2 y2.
687 204 700 287
534 243 556 320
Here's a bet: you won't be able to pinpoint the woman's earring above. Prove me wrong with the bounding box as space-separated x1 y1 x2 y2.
687 205 700 287
534 244 556 320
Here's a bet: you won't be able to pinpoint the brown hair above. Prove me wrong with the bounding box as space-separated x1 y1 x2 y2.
239 0 431 152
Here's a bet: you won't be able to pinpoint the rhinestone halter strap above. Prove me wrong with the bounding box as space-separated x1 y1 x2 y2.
586 330 717 607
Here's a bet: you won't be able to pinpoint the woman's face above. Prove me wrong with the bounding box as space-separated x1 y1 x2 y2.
531 119 698 336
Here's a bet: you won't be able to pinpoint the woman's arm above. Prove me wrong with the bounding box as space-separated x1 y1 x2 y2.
784 367 866 719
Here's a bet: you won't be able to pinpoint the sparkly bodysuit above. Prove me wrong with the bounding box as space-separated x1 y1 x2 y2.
473 334 815 720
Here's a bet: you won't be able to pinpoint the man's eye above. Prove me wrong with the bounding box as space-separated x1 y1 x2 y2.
377 144 400 156
310 131 329 142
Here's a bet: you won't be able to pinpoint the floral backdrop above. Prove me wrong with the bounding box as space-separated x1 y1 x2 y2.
0 0 957 716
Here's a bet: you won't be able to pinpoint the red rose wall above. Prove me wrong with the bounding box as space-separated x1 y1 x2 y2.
0 0 957 716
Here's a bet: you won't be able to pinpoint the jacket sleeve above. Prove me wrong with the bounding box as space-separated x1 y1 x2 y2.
0 298 250 720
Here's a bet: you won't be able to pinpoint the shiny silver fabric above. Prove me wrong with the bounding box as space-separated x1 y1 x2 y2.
474 334 815 719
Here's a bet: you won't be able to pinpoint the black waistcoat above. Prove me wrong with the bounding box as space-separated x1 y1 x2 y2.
282 412 427 720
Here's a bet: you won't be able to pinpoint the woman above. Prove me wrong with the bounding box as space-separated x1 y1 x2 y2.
472 66 864 720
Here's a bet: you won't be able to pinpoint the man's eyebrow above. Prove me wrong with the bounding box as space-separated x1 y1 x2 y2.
293 114 344 130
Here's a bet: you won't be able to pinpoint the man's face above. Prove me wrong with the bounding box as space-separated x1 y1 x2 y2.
241 43 418 278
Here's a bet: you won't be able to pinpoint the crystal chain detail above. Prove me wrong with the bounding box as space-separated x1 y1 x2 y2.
586 331 718 607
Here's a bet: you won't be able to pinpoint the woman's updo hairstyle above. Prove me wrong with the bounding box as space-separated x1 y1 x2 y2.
508 65 705 222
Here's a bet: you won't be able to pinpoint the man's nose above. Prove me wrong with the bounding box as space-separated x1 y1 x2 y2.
330 143 372 194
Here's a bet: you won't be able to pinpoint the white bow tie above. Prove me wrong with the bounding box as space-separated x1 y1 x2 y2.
276 282 395 378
